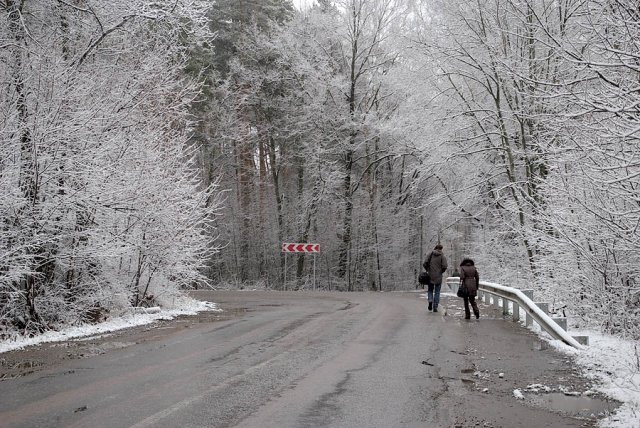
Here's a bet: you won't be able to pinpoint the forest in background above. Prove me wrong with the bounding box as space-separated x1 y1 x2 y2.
1 0 638 340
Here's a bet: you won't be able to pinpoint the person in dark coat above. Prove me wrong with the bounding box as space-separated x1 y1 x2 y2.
423 244 448 312
459 258 480 319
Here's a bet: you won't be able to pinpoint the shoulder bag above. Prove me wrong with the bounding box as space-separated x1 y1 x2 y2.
456 279 468 298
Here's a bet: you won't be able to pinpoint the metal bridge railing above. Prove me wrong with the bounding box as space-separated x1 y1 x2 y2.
445 277 587 350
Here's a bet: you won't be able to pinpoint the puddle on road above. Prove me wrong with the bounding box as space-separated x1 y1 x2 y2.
528 393 620 419
191 307 248 323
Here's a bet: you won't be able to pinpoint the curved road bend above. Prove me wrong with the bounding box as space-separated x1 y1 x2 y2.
0 290 600 427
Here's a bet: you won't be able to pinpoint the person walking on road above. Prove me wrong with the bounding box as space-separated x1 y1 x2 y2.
459 258 480 320
423 244 448 312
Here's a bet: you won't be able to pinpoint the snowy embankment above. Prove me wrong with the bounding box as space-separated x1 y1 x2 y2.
0 297 221 354
554 332 640 428
521 314 639 427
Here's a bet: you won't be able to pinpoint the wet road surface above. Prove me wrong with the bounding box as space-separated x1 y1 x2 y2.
0 290 614 427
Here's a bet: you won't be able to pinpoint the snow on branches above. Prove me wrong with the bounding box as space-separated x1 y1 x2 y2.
0 0 219 336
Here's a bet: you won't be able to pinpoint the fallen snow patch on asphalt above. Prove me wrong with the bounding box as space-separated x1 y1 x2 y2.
0 298 220 354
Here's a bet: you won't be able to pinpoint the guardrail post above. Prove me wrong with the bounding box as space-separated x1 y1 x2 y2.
535 303 550 330
535 302 549 315
572 336 589 346
502 298 510 316
512 302 520 322
522 290 534 327
552 317 567 331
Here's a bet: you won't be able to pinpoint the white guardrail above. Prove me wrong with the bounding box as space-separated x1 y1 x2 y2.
446 277 586 350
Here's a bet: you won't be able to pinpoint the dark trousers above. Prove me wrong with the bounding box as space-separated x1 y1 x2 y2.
464 295 479 319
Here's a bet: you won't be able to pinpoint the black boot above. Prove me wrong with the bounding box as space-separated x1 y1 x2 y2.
428 302 432 311
471 299 480 319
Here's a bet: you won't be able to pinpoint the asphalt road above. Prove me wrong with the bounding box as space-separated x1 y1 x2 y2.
0 290 606 427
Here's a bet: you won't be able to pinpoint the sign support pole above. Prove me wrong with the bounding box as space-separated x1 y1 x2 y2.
313 253 317 291
284 252 287 291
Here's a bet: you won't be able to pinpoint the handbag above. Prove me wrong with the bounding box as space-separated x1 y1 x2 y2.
418 271 430 285
456 280 468 298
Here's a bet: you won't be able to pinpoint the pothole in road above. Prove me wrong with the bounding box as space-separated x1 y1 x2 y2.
191 307 249 323
527 393 620 419
60 341 137 360
338 302 355 311
531 340 551 351
1 359 43 369
0 359 43 380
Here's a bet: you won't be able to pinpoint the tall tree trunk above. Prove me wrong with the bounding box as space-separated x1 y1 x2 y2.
337 146 354 280
268 136 285 287
8 0 43 329
296 164 321 283
337 4 360 279
234 88 257 282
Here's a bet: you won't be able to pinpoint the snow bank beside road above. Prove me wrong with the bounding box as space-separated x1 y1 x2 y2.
545 329 639 428
0 298 221 354
572 332 639 428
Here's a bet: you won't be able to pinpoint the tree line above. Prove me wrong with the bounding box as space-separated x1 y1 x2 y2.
1 0 220 336
1 0 638 340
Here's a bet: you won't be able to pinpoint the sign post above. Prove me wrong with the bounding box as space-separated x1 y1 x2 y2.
281 243 321 290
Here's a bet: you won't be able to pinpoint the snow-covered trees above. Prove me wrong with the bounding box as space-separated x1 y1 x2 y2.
537 0 640 336
180 0 640 337
1 1 219 336
411 0 639 338
3 0 637 340
412 0 568 278
197 0 425 292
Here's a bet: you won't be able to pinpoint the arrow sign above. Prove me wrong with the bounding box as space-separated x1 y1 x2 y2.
282 243 320 253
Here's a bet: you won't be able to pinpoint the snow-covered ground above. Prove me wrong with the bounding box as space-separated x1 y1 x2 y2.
1 294 638 427
507 303 640 427
0 297 220 355
549 331 640 428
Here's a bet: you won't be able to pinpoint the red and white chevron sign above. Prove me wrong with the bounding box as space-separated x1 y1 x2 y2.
281 243 320 253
